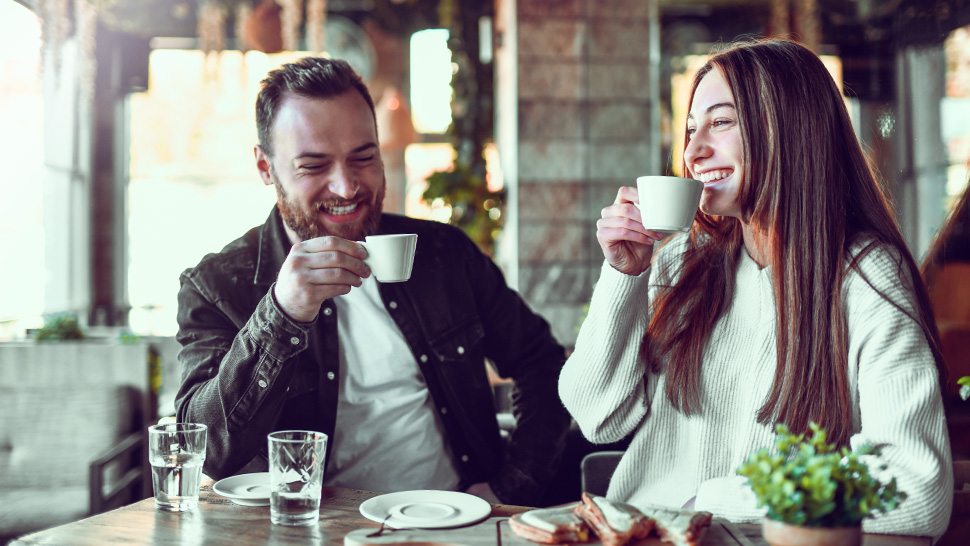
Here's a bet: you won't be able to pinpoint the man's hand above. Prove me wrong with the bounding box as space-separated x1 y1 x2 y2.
274 236 371 322
465 482 501 504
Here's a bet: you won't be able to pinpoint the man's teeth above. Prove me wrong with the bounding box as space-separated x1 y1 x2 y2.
323 203 359 215
697 170 731 183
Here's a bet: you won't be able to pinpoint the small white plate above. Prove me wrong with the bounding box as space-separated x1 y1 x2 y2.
359 490 491 529
212 472 272 506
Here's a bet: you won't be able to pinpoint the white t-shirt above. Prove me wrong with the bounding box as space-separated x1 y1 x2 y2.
323 276 462 492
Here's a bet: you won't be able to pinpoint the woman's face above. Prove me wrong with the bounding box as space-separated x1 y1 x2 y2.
684 68 744 219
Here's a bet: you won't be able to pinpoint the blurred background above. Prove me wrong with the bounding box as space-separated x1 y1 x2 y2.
3 0 970 539
2 0 970 347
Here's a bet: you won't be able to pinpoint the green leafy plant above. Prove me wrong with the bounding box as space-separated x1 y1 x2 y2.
959 376 970 400
737 423 906 527
34 313 86 342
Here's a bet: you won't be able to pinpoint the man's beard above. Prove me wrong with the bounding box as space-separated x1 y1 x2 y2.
274 171 385 242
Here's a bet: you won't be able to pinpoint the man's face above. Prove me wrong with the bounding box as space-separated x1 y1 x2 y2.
256 91 385 244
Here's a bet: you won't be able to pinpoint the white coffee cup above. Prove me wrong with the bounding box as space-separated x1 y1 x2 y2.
359 234 418 283
635 175 704 232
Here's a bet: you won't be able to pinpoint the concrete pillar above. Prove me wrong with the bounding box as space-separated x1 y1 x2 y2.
496 0 659 347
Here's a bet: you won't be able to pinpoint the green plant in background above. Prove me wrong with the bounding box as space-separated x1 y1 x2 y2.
34 313 86 342
423 158 504 255
945 375 970 401
737 422 906 527
421 0 505 256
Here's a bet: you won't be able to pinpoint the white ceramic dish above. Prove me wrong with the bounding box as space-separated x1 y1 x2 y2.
359 490 491 529
212 472 272 506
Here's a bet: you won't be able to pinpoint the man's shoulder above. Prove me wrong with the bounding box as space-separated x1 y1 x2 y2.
180 225 262 286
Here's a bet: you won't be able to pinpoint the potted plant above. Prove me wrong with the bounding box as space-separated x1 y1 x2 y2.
737 422 906 546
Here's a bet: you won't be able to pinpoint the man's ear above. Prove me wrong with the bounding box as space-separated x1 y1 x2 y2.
255 145 274 186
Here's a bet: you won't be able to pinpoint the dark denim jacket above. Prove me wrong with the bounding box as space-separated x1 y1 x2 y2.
174 208 570 505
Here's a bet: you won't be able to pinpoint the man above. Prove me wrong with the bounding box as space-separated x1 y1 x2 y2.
174 57 570 506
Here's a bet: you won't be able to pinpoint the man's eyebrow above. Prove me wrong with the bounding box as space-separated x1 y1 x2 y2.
293 143 378 161
686 102 736 121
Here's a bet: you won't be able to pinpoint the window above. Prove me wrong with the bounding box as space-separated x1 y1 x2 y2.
0 3 44 339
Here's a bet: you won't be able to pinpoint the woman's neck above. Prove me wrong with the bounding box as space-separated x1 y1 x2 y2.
741 223 770 268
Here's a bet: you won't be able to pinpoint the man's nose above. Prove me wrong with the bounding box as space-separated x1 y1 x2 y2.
328 163 358 199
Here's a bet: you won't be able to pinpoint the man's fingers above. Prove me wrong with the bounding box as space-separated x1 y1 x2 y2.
301 266 367 287
294 235 368 259
289 246 371 279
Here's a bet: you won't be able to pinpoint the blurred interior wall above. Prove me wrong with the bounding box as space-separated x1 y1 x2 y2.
495 0 661 348
896 44 949 260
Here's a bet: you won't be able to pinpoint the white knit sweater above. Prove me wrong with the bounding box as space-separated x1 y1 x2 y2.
559 234 953 539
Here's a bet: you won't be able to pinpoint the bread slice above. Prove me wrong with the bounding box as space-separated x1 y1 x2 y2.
574 493 654 546
636 503 712 546
508 503 591 544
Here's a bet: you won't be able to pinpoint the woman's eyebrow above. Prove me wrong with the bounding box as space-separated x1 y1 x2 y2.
686 102 736 121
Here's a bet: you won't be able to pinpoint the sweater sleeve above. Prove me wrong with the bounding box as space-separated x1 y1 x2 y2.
558 237 682 444
845 245 953 539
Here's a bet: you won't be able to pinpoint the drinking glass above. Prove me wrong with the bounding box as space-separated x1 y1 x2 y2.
268 430 328 526
148 423 207 511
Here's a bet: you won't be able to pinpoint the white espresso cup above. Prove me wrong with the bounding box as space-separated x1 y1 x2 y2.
635 175 704 232
359 234 418 283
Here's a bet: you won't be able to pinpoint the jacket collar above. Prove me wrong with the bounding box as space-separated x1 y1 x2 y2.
254 206 291 286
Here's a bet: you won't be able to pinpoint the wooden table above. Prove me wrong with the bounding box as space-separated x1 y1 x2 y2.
10 480 931 546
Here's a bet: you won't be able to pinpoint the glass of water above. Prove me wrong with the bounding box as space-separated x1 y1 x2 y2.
148 423 207 511
268 430 328 526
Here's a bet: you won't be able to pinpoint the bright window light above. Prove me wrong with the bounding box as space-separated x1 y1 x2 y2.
410 29 452 134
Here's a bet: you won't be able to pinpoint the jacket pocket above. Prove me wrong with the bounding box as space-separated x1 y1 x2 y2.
428 319 485 363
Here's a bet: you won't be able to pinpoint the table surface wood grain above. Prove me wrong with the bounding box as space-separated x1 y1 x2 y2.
10 480 931 546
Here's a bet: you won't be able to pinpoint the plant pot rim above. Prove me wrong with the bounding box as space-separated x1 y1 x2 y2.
763 518 862 546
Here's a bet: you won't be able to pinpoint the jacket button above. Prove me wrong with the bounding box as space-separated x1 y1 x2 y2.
461 455 469 463
327 371 336 380
258 380 267 388
456 346 465 355
389 301 398 310
420 354 428 363
440 407 448 415
323 307 333 316
290 336 300 345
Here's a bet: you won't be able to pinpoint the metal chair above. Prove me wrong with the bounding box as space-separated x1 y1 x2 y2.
580 450 624 497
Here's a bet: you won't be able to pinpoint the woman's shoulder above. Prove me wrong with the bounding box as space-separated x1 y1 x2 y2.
845 236 908 279
843 236 919 310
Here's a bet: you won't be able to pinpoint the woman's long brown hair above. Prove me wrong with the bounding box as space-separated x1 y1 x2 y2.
644 39 945 447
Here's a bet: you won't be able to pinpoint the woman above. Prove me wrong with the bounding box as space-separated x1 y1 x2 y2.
559 39 953 538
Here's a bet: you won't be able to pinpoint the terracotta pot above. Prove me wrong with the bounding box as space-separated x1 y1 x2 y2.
762 519 862 546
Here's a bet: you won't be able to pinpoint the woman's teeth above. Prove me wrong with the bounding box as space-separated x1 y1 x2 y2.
696 170 731 183
323 203 359 215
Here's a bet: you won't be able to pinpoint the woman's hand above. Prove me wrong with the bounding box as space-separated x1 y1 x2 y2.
596 186 666 276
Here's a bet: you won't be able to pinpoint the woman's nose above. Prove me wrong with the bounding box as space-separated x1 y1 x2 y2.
683 132 712 171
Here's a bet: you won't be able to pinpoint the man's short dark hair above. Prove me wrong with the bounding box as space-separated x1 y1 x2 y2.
256 57 376 158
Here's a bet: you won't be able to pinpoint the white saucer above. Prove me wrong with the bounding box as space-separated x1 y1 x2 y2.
212 472 272 506
359 490 491 529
